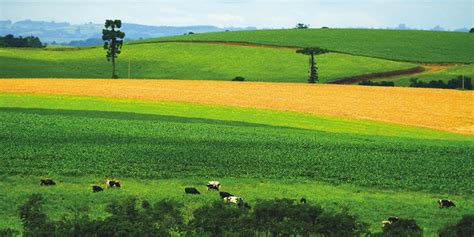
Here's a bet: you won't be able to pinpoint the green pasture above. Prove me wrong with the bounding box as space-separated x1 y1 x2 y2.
144 28 474 63
0 42 416 83
1 176 473 236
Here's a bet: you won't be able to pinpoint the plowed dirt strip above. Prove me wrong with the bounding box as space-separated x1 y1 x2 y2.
1 79 473 135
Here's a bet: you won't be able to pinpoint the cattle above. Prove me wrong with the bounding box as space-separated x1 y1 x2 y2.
300 197 307 204
206 181 221 191
185 187 200 195
40 179 56 186
92 185 104 193
438 199 455 208
106 180 121 188
382 217 399 227
224 196 242 204
219 191 233 199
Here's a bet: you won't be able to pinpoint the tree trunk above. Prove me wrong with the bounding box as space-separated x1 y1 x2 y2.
309 53 316 83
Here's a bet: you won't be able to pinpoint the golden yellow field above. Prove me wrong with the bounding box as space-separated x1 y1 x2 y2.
1 79 473 135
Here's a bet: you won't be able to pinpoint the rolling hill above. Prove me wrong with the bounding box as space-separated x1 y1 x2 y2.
0 90 473 235
0 42 417 83
142 28 474 63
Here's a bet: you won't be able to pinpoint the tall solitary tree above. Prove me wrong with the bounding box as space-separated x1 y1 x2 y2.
102 20 125 79
296 47 329 83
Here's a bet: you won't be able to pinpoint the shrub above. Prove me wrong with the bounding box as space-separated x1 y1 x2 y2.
409 77 472 90
439 214 474 237
232 76 245 81
359 80 395 87
19 193 55 237
0 228 19 237
374 218 422 237
188 201 253 236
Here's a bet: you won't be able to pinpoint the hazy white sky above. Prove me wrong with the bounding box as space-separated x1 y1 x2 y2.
1 0 473 29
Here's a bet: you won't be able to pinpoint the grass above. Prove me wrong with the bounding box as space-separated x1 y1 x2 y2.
0 42 416 83
1 176 473 236
142 28 474 63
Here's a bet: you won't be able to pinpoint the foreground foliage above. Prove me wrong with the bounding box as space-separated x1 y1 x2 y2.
14 194 370 236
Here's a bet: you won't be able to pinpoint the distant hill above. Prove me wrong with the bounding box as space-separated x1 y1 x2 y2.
0 20 257 45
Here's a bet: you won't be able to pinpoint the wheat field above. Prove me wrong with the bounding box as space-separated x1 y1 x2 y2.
1 78 472 135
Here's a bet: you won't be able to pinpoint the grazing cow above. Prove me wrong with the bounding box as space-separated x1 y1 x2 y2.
40 179 56 186
106 180 121 188
300 197 307 204
382 217 400 226
185 187 200 195
206 181 221 191
219 191 233 199
224 196 242 204
92 185 104 193
438 199 455 208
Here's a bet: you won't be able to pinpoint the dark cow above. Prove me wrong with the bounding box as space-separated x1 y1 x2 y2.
92 185 104 193
106 180 121 188
185 187 200 195
382 217 399 227
300 197 307 204
206 181 221 191
40 179 56 186
219 191 233 199
438 199 455 208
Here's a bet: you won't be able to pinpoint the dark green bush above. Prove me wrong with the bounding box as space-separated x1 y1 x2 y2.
0 228 20 237
188 202 253 237
16 194 369 237
359 80 395 87
409 76 472 90
439 214 474 237
373 218 422 237
232 76 245 81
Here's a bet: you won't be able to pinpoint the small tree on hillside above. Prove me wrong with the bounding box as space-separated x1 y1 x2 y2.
470 28 474 33
296 47 329 83
295 23 309 29
102 20 125 79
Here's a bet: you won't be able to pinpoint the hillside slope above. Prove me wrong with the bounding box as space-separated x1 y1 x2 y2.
0 42 416 83
140 29 474 63
1 79 472 135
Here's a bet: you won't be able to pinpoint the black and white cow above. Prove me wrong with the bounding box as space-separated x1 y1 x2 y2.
382 217 399 227
106 180 121 188
185 187 200 195
224 196 242 204
92 185 104 193
438 199 455 208
219 191 233 199
40 179 56 186
206 181 221 191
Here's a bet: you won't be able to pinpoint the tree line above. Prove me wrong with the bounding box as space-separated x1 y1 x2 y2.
0 34 45 48
1 193 472 236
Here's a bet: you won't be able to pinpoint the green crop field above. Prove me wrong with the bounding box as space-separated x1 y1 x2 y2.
0 42 417 83
143 28 474 63
1 93 473 235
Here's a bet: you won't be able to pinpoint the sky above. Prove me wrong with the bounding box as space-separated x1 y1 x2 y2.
0 0 473 30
